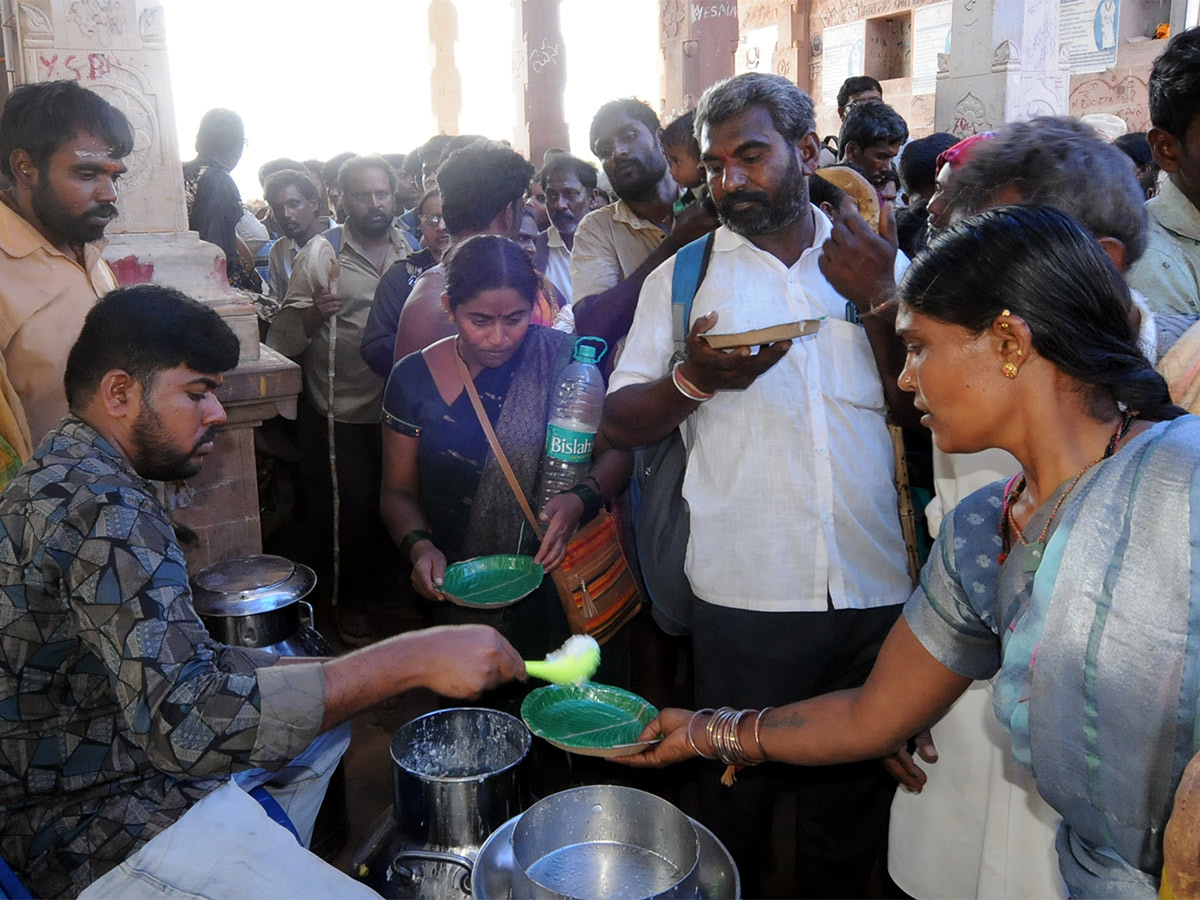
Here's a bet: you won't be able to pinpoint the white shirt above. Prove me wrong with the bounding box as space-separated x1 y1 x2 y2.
543 225 573 305
610 210 912 612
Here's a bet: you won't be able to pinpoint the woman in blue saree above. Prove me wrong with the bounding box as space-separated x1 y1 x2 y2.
379 234 632 680
621 205 1197 898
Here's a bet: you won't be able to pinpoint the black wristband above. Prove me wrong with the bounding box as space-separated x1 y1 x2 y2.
564 483 603 522
400 528 434 562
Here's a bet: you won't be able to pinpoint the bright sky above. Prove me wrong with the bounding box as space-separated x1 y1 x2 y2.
160 0 660 200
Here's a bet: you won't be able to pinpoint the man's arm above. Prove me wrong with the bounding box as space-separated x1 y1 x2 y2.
362 264 414 377
603 310 791 448
394 269 452 363
572 202 718 348
265 237 338 358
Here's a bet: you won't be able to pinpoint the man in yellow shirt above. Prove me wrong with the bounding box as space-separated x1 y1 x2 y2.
0 79 131 449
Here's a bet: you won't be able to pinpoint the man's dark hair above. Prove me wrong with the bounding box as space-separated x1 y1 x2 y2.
302 158 325 174
194 108 244 159
839 100 908 152
950 116 1148 266
257 157 306 189
695 73 814 146
321 152 356 187
382 153 406 172
0 80 133 182
263 169 320 206
437 134 488 168
401 149 424 179
436 140 534 236
589 98 661 155
808 174 849 210
539 154 598 192
417 135 453 171
65 285 239 407
836 76 882 111
336 154 398 194
662 111 698 151
1149 26 1200 141
1114 132 1154 168
898 132 958 195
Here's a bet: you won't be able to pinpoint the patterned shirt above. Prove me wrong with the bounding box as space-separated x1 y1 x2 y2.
0 418 326 897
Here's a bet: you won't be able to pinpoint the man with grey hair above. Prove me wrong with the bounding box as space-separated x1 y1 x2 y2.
603 72 911 898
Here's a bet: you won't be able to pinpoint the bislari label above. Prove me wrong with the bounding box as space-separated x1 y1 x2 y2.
545 424 595 463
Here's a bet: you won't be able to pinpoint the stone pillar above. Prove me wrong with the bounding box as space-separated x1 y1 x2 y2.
660 0 739 119
772 2 813 95
935 0 1071 138
6 0 301 571
512 0 569 164
429 0 462 136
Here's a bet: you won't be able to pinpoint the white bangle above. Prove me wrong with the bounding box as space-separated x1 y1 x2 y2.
672 361 714 402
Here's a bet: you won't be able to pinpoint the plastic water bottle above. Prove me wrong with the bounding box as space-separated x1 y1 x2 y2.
538 337 608 512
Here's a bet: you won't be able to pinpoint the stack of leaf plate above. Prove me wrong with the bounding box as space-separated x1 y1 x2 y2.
441 555 543 608
521 683 661 758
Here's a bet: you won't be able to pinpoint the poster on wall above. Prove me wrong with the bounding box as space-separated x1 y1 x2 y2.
736 25 779 75
822 21 867 104
912 2 952 95
1059 0 1120 74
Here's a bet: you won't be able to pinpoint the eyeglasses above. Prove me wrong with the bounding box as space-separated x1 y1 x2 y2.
419 214 444 227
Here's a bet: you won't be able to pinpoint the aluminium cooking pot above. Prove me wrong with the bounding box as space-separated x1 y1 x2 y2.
189 554 331 656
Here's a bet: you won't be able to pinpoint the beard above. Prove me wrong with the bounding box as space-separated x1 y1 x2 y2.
716 151 809 237
609 154 669 203
354 209 393 239
130 401 216 482
32 177 117 245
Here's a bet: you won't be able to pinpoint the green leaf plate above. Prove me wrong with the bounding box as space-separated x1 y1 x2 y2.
521 683 661 758
441 555 544 608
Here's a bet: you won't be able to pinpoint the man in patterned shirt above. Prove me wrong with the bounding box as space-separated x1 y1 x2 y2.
0 285 524 897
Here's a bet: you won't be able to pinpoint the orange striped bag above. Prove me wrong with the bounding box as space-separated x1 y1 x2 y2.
551 510 642 644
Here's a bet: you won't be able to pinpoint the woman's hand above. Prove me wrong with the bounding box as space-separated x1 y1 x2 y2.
535 491 585 572
411 541 448 601
613 708 704 768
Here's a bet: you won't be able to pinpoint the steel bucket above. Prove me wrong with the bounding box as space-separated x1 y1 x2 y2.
510 785 701 900
389 708 530 894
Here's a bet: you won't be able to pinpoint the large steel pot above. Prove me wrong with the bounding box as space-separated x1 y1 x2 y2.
510 785 701 900
389 708 530 896
190 554 331 657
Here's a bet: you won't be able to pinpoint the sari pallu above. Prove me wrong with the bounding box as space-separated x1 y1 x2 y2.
909 416 1200 898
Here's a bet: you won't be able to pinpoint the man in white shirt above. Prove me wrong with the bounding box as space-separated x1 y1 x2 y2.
603 72 912 898
534 154 601 305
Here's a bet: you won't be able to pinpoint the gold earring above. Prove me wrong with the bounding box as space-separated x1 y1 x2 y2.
1016 348 1024 356
1002 362 1019 379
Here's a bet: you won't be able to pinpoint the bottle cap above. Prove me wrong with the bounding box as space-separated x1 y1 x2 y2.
572 336 608 364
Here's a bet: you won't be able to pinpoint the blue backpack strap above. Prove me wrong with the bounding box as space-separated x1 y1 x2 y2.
0 854 31 900
669 232 716 357
323 224 343 255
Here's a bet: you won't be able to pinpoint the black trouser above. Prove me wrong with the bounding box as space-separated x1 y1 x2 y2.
691 599 902 899
296 399 386 616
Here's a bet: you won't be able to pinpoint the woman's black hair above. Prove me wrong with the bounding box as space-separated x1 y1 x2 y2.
898 205 1184 423
443 235 539 311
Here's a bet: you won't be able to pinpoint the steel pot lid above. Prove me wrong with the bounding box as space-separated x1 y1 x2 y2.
190 554 316 616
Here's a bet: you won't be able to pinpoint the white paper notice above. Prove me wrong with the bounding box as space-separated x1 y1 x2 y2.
912 2 953 95
822 21 867 104
1059 0 1120 74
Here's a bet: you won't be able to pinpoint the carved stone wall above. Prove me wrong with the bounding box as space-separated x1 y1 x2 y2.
1068 37 1161 132
13 0 186 233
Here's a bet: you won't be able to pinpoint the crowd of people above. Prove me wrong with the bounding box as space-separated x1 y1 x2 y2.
3 22 1200 900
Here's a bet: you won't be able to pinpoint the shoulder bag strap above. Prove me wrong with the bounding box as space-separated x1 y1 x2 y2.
452 345 545 541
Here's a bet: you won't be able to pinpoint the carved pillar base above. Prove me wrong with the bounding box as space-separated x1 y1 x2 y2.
166 345 301 572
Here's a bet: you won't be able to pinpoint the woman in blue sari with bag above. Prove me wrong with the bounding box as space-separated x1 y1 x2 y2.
620 205 1200 898
379 234 633 687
